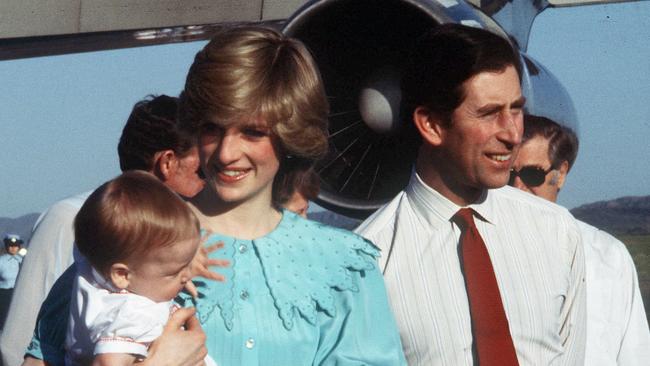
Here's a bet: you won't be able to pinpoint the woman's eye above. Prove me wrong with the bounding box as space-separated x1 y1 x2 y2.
243 128 268 138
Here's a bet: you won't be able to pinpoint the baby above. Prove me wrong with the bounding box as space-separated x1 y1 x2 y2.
64 171 215 366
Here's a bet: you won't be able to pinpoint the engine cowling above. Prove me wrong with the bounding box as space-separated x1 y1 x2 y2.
283 0 576 218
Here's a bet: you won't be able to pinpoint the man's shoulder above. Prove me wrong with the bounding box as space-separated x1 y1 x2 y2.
355 190 408 237
48 191 92 211
577 220 632 267
33 190 92 228
490 185 575 218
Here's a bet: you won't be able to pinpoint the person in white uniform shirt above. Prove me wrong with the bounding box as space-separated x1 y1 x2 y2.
65 171 215 366
0 95 211 366
356 24 586 365
510 114 650 365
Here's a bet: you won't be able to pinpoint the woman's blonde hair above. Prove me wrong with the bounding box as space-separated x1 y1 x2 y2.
179 26 329 161
74 171 200 274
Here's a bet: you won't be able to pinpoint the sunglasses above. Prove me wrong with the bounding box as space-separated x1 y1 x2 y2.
508 166 554 187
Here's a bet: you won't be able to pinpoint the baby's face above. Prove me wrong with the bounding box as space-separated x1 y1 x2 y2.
126 235 200 302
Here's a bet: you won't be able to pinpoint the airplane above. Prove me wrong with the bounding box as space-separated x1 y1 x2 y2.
0 0 624 218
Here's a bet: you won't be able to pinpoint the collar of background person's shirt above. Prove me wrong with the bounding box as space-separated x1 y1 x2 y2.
406 171 497 229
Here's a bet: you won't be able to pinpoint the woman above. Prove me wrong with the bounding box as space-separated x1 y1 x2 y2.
25 26 405 366
177 25 404 365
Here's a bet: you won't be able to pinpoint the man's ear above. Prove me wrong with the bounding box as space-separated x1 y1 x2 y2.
555 160 570 190
154 150 177 182
413 106 444 146
109 263 131 290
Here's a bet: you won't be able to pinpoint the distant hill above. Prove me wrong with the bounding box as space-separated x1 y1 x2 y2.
2 195 649 248
0 212 40 249
571 195 650 235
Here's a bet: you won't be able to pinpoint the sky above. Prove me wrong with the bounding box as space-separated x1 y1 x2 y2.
1 1 649 218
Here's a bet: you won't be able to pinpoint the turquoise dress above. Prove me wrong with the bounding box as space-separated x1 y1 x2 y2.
26 210 406 365
182 210 405 365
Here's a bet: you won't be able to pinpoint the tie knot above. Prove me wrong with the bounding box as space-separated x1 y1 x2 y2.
453 208 476 229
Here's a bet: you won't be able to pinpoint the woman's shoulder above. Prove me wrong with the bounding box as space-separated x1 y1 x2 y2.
267 210 379 256
246 211 381 328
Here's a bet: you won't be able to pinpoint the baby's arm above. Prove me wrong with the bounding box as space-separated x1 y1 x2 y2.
185 235 229 298
92 353 137 366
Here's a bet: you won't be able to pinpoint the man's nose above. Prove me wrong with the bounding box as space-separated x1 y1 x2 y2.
498 112 523 146
511 175 528 190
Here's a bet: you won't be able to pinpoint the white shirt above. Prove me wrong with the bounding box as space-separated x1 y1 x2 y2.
356 173 586 365
579 220 650 365
0 191 90 366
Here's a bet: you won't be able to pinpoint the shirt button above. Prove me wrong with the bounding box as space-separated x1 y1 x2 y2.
245 338 255 349
240 290 249 300
238 244 248 253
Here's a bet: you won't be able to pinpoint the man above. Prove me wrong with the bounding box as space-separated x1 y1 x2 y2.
0 95 207 366
0 234 25 329
275 166 320 218
511 114 650 365
357 24 586 365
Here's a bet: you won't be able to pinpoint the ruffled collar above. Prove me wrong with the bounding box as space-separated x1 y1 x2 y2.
186 210 380 331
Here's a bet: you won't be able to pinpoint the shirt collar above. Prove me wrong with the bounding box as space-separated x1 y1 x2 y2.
79 255 127 294
406 171 497 227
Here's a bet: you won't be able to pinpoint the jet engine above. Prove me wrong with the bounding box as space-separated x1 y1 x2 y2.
283 0 577 218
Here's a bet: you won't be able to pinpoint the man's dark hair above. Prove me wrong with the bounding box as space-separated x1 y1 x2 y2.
401 24 521 124
523 114 579 171
118 95 195 171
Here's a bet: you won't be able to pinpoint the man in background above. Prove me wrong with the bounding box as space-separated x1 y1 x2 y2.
0 95 207 366
511 114 650 365
0 234 25 329
275 166 320 218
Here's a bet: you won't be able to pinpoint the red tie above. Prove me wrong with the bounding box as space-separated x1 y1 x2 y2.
453 208 519 366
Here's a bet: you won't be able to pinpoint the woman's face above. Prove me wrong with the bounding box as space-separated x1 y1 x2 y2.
198 117 281 206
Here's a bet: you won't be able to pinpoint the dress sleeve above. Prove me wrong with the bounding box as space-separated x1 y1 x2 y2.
24 264 76 366
313 255 406 366
254 214 407 365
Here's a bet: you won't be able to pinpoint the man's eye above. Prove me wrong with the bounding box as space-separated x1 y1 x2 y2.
480 110 499 120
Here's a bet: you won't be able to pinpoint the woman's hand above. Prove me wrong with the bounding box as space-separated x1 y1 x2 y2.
185 231 230 298
141 307 208 366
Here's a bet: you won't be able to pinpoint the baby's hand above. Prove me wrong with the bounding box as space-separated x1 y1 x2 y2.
185 230 230 298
